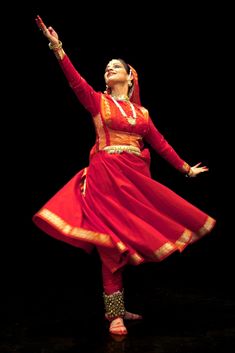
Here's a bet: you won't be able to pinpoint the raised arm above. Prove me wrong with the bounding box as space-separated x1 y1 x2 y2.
145 116 208 177
35 15 100 116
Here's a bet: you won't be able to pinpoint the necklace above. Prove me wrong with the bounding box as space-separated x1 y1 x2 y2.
111 96 137 125
111 94 129 101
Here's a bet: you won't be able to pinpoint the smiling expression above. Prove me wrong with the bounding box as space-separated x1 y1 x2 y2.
104 60 130 86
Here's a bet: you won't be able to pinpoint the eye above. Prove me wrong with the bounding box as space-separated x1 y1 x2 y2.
105 64 123 72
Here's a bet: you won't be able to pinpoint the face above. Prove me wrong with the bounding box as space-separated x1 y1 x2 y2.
104 59 130 87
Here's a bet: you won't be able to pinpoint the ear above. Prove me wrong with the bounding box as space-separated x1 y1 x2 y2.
128 71 133 80
127 71 133 87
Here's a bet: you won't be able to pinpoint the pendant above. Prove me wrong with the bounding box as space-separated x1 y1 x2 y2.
127 117 136 125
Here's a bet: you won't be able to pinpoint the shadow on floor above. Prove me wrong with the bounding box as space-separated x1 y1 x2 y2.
1 284 234 353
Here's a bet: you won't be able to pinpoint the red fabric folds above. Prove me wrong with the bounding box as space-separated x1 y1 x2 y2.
33 149 216 273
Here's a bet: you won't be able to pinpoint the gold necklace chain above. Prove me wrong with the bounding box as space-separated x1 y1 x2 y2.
111 94 129 101
111 96 137 125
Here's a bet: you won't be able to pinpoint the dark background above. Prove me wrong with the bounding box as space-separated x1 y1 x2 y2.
1 4 232 353
6 2 229 313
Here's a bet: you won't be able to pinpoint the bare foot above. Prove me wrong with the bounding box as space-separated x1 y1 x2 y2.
109 317 128 335
124 311 143 320
105 311 142 321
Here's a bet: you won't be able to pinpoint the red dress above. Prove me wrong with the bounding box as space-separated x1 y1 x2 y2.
33 55 216 272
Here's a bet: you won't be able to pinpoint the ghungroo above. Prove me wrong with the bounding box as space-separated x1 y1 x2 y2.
103 290 125 320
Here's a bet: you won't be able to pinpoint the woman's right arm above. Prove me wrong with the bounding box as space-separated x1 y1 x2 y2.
35 15 100 116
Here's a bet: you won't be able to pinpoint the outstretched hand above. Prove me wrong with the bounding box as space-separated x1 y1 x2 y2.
190 162 209 177
35 15 60 46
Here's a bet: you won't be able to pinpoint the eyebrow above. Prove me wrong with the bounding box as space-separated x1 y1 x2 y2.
105 62 123 70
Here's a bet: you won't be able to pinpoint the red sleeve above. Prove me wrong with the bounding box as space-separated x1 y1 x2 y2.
58 55 100 116
144 116 190 173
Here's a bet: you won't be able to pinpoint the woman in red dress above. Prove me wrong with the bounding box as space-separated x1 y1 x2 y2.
34 16 216 336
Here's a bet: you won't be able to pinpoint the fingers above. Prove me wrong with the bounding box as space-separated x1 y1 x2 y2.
35 15 47 32
194 162 202 167
193 167 209 175
199 169 209 173
191 164 209 177
48 27 55 35
192 162 209 170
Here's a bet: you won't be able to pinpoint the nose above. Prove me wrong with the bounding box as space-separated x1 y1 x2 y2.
106 69 115 77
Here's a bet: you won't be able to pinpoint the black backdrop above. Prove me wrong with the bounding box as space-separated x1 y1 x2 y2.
7 3 227 303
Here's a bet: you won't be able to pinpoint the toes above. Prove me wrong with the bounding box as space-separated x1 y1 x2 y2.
109 318 128 335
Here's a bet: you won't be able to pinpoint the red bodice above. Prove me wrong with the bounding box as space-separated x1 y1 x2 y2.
59 55 190 174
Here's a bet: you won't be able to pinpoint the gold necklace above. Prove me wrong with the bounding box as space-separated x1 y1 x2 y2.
111 94 129 101
111 96 137 125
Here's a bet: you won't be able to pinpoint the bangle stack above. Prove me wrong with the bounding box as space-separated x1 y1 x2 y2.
48 41 63 51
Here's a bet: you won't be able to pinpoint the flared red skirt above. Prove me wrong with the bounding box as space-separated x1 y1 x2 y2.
33 149 216 272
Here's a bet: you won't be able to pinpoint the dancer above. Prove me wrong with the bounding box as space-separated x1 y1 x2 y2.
33 15 216 336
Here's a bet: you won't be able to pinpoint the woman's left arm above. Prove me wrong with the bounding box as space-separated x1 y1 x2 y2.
144 117 209 177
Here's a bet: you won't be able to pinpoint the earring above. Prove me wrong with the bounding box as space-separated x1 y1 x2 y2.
104 85 111 94
128 81 132 87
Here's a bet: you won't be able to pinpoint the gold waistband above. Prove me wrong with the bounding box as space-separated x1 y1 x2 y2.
102 145 141 156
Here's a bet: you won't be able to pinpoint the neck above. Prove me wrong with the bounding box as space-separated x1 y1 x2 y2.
110 84 129 100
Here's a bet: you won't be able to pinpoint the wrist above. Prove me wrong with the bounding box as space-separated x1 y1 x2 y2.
186 168 193 177
48 41 65 60
48 40 62 51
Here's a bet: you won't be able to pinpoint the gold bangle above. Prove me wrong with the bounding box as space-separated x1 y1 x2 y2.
48 40 63 51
